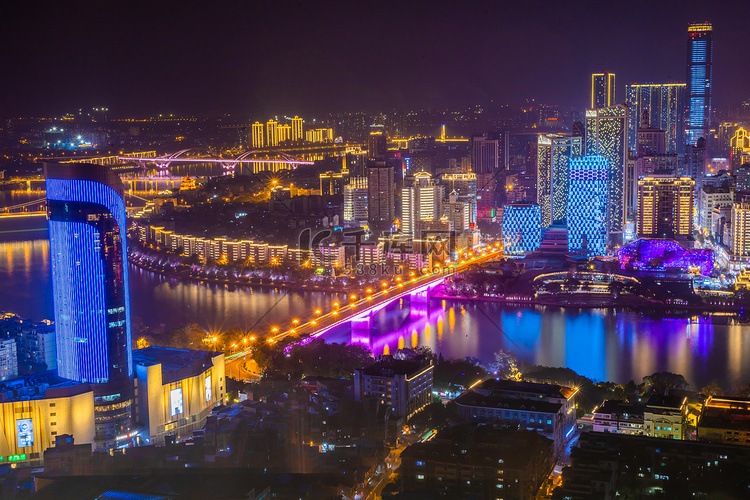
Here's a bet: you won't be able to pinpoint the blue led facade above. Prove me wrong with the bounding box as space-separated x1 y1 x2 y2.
686 23 712 147
48 220 109 382
502 203 542 256
567 156 608 256
45 162 133 443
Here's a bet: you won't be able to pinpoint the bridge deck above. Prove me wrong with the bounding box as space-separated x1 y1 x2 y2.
225 248 502 368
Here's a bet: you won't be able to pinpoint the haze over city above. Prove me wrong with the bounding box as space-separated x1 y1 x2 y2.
2 1 748 116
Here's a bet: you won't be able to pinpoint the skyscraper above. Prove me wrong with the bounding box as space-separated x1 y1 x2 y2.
731 203 750 258
440 172 477 224
367 162 395 234
591 72 616 109
686 22 713 147
471 135 500 219
470 135 499 174
291 116 304 141
368 126 388 162
277 123 292 143
45 162 133 444
567 156 608 256
502 203 542 256
730 127 750 169
625 83 686 154
344 177 369 227
585 105 628 242
251 122 265 148
637 176 694 243
266 119 279 147
536 133 582 227
401 172 444 239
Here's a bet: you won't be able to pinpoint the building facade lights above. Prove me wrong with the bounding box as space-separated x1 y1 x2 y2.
45 162 133 446
567 155 608 256
502 203 542 256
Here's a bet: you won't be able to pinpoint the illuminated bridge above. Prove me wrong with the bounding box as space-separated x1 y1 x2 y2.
119 148 314 174
0 199 47 218
224 246 503 380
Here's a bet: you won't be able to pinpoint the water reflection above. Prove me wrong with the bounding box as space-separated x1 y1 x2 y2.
0 237 749 390
321 299 750 390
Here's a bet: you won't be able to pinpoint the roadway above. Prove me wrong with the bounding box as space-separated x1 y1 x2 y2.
225 245 503 378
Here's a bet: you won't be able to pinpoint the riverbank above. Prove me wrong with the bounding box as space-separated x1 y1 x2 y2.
128 254 366 294
430 288 745 314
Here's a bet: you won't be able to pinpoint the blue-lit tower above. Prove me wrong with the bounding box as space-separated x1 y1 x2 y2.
502 203 542 256
45 162 133 446
686 22 713 147
567 156 608 256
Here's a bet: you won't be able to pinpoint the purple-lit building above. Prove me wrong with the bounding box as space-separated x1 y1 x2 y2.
617 239 713 276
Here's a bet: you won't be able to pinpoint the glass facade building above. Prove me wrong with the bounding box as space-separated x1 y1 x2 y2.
536 134 582 227
625 83 686 155
502 203 542 256
585 105 628 241
567 156 608 256
45 162 133 446
686 22 713 147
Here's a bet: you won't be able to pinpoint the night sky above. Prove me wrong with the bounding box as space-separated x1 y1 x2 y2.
2 1 747 118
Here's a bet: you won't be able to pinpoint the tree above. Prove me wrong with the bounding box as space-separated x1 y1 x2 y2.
433 358 488 389
700 381 724 397
735 383 750 398
642 372 691 394
489 349 519 379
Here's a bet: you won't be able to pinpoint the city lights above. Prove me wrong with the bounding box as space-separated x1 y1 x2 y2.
3 8 748 497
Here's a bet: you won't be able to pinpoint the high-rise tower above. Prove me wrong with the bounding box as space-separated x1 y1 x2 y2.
567 156 609 256
45 162 133 445
251 122 265 148
585 105 628 242
291 116 304 141
266 119 279 147
637 176 694 243
591 72 616 109
686 22 713 147
367 162 395 234
536 133 582 227
401 172 444 239
625 83 686 155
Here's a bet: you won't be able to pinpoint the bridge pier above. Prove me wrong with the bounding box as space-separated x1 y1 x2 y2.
350 314 372 346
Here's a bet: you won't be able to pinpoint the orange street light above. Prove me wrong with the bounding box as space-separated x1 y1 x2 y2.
292 318 300 325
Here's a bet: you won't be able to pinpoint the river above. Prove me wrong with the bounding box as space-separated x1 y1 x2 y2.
1 219 749 391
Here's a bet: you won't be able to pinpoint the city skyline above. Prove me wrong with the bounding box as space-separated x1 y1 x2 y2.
1 2 747 117
5 4 750 497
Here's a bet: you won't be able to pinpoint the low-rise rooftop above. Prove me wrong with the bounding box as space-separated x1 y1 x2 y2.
132 347 222 384
472 378 577 400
